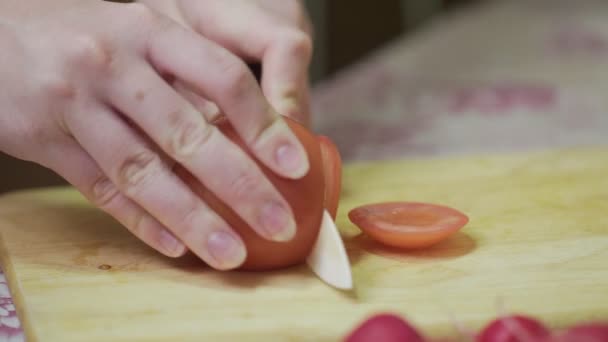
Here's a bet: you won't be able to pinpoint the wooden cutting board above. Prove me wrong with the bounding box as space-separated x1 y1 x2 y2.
1 147 607 341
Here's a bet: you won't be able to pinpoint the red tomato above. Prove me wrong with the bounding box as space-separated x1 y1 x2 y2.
348 202 469 249
174 116 326 271
317 135 342 220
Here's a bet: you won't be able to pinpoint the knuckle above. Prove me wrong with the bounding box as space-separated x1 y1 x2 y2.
19 119 44 142
128 211 147 238
167 112 215 160
174 202 221 243
91 176 121 208
228 172 262 203
67 34 114 71
292 2 313 34
216 56 255 98
123 210 150 239
173 204 201 239
18 116 62 154
36 75 78 108
289 1 307 20
115 150 161 196
289 0 304 12
39 75 76 101
283 31 313 60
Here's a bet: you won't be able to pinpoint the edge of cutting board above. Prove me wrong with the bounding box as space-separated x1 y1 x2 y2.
0 144 607 341
0 217 37 341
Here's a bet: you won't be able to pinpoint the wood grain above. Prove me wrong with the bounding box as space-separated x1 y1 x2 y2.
0 147 607 341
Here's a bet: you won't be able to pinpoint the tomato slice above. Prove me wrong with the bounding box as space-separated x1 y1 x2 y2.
348 202 469 249
317 135 342 220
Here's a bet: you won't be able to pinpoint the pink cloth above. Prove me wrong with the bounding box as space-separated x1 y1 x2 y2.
0 275 22 341
310 0 608 161
2 0 608 339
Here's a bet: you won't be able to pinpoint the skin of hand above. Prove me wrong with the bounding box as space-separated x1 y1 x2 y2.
0 0 313 270
140 0 314 127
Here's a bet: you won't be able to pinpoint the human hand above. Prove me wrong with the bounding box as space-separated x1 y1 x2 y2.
140 0 314 126
0 0 310 270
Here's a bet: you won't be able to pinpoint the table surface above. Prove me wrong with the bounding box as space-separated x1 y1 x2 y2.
2 0 608 340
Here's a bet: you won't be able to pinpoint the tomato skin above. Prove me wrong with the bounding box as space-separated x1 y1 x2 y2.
317 135 342 220
476 315 551 342
174 116 325 271
348 202 469 249
344 313 425 342
553 323 608 342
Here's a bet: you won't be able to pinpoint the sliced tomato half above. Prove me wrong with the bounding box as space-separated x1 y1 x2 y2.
317 135 342 220
348 202 469 249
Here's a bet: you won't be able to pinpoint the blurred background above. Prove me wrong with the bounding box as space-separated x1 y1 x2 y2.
304 0 477 83
0 0 479 194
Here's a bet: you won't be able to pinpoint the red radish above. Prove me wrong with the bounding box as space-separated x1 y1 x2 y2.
477 315 551 342
552 322 608 342
344 313 425 342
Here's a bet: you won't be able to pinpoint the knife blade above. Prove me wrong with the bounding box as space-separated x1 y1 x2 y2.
305 210 353 290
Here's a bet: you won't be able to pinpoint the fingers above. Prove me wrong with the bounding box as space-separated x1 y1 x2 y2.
260 32 313 126
172 80 221 122
145 23 310 179
63 105 248 270
42 138 188 259
104 63 298 245
175 0 313 125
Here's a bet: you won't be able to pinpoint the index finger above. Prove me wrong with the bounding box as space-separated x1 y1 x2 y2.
174 0 314 126
147 24 310 180
259 29 313 127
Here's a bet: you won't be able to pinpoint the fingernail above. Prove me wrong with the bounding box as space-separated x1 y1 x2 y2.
260 201 296 241
207 231 246 268
159 229 186 257
276 143 309 178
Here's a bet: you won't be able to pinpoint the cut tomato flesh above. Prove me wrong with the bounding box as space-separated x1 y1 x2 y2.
348 202 469 249
317 135 342 220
